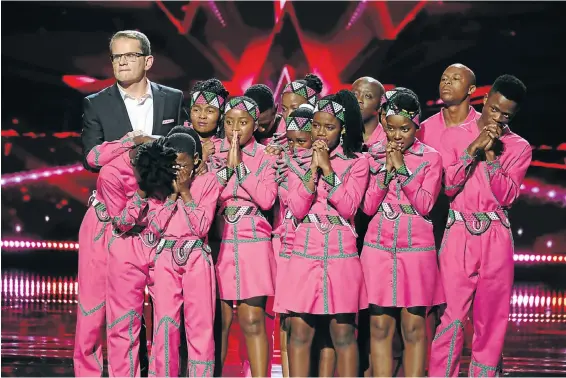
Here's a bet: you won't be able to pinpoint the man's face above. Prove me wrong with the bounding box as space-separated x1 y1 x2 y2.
439 65 475 106
110 37 153 84
352 78 383 122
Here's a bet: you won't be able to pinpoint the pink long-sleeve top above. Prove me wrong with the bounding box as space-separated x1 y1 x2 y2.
417 106 480 153
214 138 278 213
272 148 312 242
86 134 136 170
287 145 369 225
362 139 443 218
439 119 532 212
363 123 386 151
96 150 149 235
146 172 222 243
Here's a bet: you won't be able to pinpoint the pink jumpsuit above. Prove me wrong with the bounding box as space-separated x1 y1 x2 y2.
148 172 221 377
360 140 445 307
279 146 369 315
99 151 157 377
429 121 532 377
213 138 278 300
74 134 136 377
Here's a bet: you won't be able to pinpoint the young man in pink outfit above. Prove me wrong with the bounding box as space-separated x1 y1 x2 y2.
74 132 152 376
417 63 481 371
417 63 480 152
429 74 532 377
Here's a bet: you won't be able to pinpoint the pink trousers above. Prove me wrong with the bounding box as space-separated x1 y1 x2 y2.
148 240 216 377
74 205 111 377
106 233 156 377
429 217 513 377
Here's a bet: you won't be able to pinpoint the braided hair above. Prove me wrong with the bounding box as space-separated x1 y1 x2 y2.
133 139 177 200
317 90 364 158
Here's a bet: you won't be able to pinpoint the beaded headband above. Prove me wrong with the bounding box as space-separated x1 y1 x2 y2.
283 81 319 106
380 90 421 127
190 91 226 111
314 99 346 124
224 97 260 122
286 116 313 132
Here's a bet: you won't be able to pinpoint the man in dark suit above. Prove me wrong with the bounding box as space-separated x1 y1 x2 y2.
75 30 186 377
81 29 188 171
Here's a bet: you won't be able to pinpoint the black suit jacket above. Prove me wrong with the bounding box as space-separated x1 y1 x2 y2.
81 81 188 171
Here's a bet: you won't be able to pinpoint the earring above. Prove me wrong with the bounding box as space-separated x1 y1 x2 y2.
340 134 344 145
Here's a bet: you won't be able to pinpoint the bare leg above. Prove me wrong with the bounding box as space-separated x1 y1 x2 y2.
289 314 316 377
369 312 396 377
237 297 269 377
316 317 336 377
400 307 427 377
279 314 291 377
329 314 358 377
219 300 234 373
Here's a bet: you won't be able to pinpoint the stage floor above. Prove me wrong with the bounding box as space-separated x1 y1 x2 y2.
1 267 565 377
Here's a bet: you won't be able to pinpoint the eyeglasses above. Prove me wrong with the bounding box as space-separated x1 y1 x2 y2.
110 52 147 63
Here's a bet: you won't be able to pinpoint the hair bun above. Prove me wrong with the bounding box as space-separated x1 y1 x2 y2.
303 73 323 94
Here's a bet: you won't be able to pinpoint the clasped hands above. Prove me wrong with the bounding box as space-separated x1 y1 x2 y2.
310 140 332 176
467 123 503 161
384 141 405 173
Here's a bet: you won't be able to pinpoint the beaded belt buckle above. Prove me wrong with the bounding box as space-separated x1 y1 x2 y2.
220 206 262 225
156 238 209 266
446 209 510 235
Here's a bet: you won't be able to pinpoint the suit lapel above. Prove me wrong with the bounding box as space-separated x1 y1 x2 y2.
152 82 166 135
108 83 133 133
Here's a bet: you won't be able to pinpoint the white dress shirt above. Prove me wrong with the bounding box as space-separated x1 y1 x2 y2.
117 79 154 135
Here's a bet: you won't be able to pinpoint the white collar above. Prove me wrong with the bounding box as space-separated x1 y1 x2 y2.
117 78 152 100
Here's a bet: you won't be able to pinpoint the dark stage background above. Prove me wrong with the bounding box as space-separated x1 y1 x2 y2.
1 1 565 376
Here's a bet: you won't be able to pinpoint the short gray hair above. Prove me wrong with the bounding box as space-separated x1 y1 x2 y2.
109 30 151 55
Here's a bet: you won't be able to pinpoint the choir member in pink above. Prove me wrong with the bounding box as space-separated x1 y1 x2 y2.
100 139 177 377
188 78 229 164
418 63 480 151
213 96 278 377
417 63 481 372
238 83 287 377
429 75 532 377
141 134 221 377
73 131 154 377
268 104 315 377
351 76 386 376
352 76 386 150
280 74 323 128
279 90 369 377
360 89 444 377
